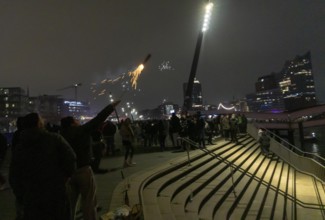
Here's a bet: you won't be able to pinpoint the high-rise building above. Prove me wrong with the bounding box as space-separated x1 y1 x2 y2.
247 73 285 112
0 87 29 132
30 95 65 123
183 78 203 108
61 100 90 118
0 87 29 119
246 51 317 112
278 51 317 110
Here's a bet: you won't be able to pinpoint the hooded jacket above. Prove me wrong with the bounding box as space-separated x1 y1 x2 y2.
9 128 76 203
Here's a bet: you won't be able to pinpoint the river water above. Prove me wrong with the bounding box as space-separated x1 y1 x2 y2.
293 126 325 158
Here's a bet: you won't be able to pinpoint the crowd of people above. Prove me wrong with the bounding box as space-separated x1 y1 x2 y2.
116 112 248 151
0 105 249 220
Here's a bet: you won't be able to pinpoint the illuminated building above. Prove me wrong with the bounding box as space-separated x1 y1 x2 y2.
247 52 317 112
0 87 91 131
183 78 203 108
158 102 180 117
28 95 65 123
247 74 285 112
62 100 90 118
138 102 180 120
279 51 316 110
0 87 28 119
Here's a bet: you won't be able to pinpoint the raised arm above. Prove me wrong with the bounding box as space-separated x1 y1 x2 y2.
82 100 121 132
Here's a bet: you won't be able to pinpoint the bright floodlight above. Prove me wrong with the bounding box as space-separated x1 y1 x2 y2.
202 2 214 32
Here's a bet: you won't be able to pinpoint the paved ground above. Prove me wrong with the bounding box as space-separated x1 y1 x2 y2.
0 140 188 220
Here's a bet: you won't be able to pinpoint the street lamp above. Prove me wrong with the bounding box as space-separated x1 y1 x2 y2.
109 93 114 103
183 1 214 111
202 2 214 32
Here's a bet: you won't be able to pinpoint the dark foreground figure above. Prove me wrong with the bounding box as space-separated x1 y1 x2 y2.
9 113 76 220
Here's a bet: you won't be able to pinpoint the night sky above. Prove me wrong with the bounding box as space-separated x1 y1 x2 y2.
0 0 324 113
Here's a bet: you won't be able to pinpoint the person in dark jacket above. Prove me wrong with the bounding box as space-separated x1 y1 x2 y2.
0 132 8 191
11 117 24 153
169 113 181 147
195 112 206 148
229 114 239 144
9 113 76 220
157 120 168 151
102 120 117 156
60 100 120 220
9 116 24 219
0 132 7 162
90 128 107 174
179 115 189 151
259 130 271 155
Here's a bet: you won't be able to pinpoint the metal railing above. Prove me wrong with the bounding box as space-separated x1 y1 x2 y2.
247 123 325 183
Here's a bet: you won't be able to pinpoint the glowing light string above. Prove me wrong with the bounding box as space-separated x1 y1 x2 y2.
218 103 236 111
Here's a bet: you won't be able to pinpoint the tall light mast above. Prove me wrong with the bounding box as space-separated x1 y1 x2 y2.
184 1 214 111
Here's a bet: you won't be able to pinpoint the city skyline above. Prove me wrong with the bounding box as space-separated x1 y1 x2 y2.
0 0 324 112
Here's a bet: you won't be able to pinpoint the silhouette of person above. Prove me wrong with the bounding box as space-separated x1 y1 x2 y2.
9 113 76 220
119 118 136 167
60 100 120 220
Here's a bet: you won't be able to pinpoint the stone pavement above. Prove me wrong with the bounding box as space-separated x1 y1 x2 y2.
0 141 188 220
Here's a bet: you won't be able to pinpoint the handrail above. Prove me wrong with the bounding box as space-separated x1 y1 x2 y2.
177 137 237 198
255 123 325 166
248 123 325 182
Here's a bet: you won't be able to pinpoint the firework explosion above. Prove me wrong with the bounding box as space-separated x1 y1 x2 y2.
90 54 151 98
158 61 174 71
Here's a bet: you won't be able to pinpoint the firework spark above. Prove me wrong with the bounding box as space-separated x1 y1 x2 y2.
128 54 151 89
90 54 151 97
158 61 174 71
128 64 144 89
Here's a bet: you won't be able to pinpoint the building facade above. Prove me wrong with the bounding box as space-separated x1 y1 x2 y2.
247 73 285 112
247 51 317 112
0 87 29 119
279 51 317 110
183 78 203 108
0 87 91 131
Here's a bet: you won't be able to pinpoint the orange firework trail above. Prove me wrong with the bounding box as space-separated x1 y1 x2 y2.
128 54 151 89
128 64 144 89
90 54 151 97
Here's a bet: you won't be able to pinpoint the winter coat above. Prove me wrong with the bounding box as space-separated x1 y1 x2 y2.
119 124 135 142
259 133 270 147
9 128 76 204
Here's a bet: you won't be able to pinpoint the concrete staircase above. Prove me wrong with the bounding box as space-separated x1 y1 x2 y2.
114 135 325 220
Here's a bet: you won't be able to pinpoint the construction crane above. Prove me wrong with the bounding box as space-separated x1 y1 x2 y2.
57 83 82 102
